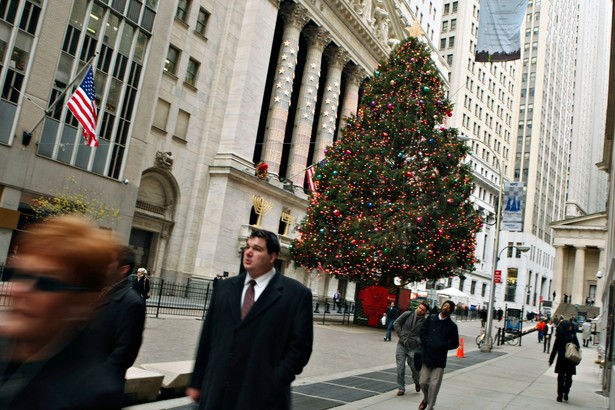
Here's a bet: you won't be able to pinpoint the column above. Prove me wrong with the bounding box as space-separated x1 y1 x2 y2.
551 245 564 307
287 26 331 185
337 65 368 139
261 3 310 175
312 46 350 162
572 246 586 305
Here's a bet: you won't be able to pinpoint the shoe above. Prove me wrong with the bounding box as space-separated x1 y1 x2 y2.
415 384 421 392
557 395 562 402
563 393 568 401
397 390 405 396
419 400 427 410
384 337 387 341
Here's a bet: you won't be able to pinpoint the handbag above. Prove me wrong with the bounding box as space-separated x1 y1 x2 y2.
413 351 423 371
565 342 582 364
380 314 387 326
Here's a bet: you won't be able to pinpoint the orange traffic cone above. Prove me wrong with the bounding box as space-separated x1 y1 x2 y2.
456 337 465 358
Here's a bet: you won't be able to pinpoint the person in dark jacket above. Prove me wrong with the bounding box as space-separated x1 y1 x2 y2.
186 229 313 410
88 245 146 378
384 302 399 341
393 302 429 395
549 320 580 402
418 300 460 410
0 216 124 409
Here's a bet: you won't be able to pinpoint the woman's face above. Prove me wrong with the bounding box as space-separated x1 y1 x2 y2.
0 254 93 343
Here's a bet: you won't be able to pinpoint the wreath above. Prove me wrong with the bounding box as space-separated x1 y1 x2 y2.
255 162 269 180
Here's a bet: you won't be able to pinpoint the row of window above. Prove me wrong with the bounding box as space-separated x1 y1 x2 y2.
443 1 458 15
175 0 210 38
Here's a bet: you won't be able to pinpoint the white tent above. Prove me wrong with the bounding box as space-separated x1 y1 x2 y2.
436 287 470 300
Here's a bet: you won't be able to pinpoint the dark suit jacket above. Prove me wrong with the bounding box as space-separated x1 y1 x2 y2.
89 284 146 376
190 272 313 410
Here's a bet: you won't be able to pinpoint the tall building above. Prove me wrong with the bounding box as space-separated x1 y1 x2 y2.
438 0 598 314
437 0 521 309
566 0 610 217
0 0 445 302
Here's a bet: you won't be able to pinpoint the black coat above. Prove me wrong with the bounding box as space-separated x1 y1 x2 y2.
419 313 459 369
190 272 314 410
88 284 146 376
0 330 124 409
549 327 580 375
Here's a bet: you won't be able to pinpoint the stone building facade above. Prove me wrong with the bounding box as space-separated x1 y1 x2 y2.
0 0 446 301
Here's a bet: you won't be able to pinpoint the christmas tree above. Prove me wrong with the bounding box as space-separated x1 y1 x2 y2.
291 36 482 287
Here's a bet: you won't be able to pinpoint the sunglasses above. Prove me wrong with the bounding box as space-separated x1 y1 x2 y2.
4 268 97 292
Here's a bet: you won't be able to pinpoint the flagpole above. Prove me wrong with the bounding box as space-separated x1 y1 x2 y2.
25 52 99 137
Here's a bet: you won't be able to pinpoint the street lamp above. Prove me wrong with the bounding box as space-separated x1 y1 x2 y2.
457 135 529 352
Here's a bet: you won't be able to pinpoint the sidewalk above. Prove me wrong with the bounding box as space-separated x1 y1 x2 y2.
127 316 608 410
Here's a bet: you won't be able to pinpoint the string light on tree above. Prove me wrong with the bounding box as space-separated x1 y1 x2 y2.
291 37 482 287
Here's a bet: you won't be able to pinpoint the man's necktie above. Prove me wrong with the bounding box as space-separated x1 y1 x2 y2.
241 280 256 320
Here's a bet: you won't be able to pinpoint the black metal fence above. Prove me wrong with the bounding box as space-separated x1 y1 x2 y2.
145 277 214 318
0 267 358 325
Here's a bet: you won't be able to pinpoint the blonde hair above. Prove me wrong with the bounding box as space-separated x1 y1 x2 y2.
17 215 118 291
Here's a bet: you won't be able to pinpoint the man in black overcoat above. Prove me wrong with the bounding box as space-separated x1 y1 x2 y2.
89 245 146 377
187 229 314 410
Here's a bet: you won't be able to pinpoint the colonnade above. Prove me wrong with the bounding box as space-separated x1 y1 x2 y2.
260 3 368 186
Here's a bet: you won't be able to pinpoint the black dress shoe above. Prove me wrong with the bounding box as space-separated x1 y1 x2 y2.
563 393 568 401
415 384 421 392
557 395 563 402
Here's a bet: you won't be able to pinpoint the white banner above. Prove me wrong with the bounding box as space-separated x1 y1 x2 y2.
476 0 528 62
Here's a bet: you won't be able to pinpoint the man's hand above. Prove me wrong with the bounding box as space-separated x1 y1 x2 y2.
186 387 201 401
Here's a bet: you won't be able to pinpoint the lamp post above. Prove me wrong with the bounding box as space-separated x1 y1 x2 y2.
458 135 529 352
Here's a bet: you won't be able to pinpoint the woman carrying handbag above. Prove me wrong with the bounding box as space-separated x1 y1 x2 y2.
548 320 580 402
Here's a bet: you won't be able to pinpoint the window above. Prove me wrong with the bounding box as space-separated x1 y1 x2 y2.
481 283 487 297
444 3 450 14
185 58 199 86
452 1 458 12
447 54 453 65
174 109 190 140
153 99 170 131
471 280 477 294
442 21 448 32
196 7 210 36
164 45 180 75
449 36 455 48
450 19 456 30
440 38 446 50
176 0 190 22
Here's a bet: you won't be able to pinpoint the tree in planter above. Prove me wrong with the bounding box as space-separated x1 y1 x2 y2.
31 176 120 226
291 36 482 288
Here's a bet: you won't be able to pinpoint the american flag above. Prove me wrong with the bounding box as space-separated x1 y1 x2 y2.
306 159 326 192
67 66 98 147
306 166 317 192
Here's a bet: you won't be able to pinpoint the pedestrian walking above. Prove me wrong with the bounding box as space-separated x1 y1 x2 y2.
544 319 554 353
582 321 592 347
88 245 146 379
418 300 460 410
384 301 399 341
186 229 313 409
548 320 580 402
393 302 428 396
536 319 546 343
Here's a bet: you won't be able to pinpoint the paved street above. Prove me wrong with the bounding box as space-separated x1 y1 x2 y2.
129 315 608 409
